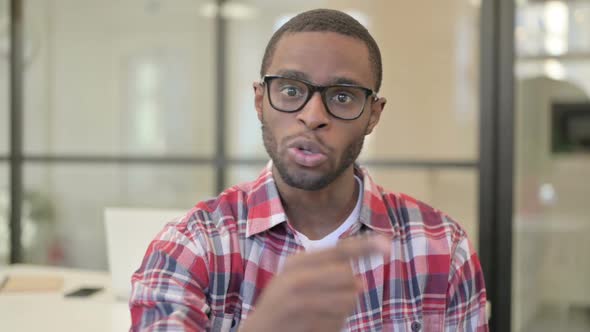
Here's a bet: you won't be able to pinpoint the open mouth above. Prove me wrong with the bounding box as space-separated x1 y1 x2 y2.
287 139 328 168
295 142 322 155
297 146 315 155
287 138 328 168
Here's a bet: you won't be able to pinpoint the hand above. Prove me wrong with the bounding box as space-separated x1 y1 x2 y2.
239 236 391 332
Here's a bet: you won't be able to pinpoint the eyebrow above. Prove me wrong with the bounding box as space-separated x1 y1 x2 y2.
273 69 367 88
274 69 310 81
330 77 365 87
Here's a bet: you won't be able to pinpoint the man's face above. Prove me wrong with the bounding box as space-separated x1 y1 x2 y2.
254 32 385 191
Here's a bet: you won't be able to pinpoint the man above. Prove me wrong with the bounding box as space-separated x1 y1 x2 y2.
130 9 488 332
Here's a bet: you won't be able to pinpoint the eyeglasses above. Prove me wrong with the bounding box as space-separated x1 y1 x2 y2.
260 75 377 120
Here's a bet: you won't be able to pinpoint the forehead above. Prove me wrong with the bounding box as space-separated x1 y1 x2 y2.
267 32 374 88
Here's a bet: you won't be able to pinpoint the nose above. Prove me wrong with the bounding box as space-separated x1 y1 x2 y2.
296 92 330 130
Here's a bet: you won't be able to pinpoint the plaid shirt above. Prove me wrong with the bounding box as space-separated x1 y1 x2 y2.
130 163 488 331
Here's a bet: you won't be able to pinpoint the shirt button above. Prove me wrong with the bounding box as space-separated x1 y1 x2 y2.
411 321 422 331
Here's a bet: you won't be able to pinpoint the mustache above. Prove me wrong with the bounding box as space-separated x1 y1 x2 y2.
260 119 331 153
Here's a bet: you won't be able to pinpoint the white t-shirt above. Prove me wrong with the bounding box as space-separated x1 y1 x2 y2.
294 176 363 252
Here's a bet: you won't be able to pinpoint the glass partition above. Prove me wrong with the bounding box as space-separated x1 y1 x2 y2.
0 0 8 154
0 0 9 265
23 0 216 156
23 164 214 269
513 1 590 331
0 163 8 264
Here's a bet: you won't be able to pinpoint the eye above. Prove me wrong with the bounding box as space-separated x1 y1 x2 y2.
280 86 302 97
332 92 353 104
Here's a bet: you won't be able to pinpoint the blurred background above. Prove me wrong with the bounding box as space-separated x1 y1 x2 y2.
0 0 588 331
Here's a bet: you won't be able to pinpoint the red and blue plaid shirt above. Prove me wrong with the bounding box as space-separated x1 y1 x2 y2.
130 163 488 331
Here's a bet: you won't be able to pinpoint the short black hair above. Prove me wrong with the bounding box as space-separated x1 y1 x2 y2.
260 8 383 92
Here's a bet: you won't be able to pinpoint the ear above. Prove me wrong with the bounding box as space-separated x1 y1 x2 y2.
253 82 264 122
365 97 386 135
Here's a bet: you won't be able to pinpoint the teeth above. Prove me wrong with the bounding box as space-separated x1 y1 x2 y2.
303 150 312 155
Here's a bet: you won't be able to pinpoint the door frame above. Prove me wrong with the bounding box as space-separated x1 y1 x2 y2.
478 0 515 331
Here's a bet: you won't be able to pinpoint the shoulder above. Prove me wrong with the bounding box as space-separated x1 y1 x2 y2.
146 184 252 264
357 165 469 250
380 188 468 253
178 183 251 236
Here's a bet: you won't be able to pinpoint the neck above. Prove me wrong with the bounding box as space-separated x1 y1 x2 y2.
274 166 359 240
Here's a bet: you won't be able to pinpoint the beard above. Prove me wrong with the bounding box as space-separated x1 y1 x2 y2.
261 117 365 191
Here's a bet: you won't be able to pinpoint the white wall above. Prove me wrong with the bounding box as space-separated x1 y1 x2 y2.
21 0 217 269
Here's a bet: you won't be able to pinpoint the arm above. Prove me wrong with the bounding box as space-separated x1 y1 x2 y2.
129 222 210 331
445 233 489 332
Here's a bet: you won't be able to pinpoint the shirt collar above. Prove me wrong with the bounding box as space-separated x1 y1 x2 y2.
245 161 399 239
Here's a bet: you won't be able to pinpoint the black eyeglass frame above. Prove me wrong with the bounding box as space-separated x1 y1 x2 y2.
260 75 378 120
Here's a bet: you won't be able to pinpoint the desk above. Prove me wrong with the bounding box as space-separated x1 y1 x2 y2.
1 265 492 331
0 264 130 332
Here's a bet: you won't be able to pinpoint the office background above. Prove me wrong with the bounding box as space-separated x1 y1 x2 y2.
1 1 589 331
